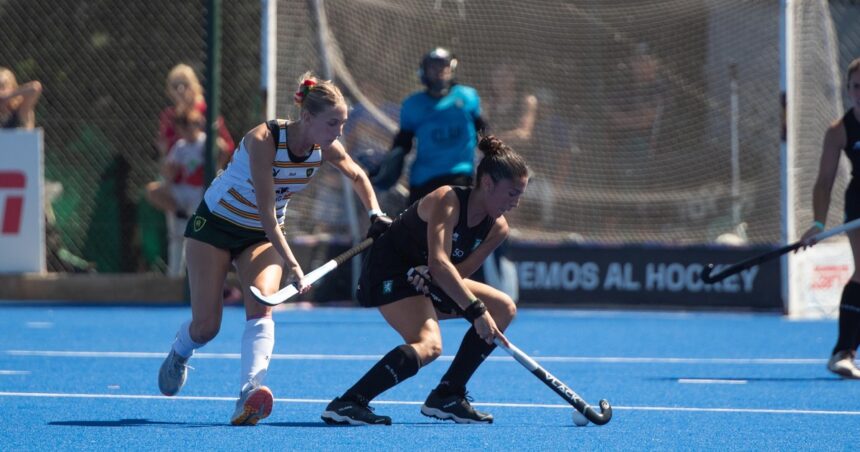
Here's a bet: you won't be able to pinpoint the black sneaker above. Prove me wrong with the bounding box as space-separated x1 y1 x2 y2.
420 388 493 424
321 396 392 426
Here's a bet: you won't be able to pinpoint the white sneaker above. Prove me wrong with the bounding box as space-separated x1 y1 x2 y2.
230 385 274 426
158 349 190 396
827 350 860 379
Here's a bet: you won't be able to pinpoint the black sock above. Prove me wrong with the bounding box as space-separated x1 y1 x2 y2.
832 281 860 355
342 344 420 404
436 326 496 395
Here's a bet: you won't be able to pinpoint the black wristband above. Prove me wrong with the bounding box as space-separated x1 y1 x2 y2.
463 299 487 322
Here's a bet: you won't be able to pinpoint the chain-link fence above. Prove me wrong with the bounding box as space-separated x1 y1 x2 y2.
1 0 261 273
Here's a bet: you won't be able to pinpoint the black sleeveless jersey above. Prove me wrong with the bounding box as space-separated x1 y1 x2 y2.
376 186 494 272
842 108 860 177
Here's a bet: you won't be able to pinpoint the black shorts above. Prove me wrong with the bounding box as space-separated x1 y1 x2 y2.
846 179 860 222
355 246 459 315
355 243 415 307
184 201 273 259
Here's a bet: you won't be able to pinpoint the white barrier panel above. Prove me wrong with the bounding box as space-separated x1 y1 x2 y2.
0 129 45 273
789 241 854 319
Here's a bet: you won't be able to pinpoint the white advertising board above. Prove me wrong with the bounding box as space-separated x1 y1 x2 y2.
788 240 854 319
0 129 45 273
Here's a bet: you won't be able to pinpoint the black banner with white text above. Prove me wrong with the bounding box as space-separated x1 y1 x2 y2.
507 242 782 310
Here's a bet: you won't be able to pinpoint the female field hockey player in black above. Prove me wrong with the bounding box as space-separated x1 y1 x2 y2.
321 135 529 425
157 72 390 425
801 57 860 379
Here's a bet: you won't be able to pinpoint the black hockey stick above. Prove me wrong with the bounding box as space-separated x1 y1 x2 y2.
701 217 860 284
250 238 374 306
406 268 613 426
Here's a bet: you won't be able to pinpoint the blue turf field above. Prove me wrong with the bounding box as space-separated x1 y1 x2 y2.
0 304 857 451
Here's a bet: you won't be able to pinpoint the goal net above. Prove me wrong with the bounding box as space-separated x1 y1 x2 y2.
785 0 858 318
273 0 859 316
274 0 785 244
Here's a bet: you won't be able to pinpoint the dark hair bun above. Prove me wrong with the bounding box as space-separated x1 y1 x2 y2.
478 134 505 157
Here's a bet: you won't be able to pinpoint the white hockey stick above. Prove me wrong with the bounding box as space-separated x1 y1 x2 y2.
250 238 373 306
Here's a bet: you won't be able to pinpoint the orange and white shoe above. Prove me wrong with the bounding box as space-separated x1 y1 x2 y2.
230 385 274 425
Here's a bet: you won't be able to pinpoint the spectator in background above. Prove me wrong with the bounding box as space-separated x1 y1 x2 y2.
0 67 42 129
800 57 860 379
1 67 91 271
145 108 207 276
527 89 581 230
151 64 238 297
483 60 544 228
371 47 487 205
157 63 234 165
604 42 664 183
483 60 538 150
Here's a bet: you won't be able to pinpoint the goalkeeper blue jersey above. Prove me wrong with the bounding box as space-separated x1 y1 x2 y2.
399 84 482 187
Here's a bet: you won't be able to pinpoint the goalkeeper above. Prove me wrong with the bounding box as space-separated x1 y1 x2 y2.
371 47 488 204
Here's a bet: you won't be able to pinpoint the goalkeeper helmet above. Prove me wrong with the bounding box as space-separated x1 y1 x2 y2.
419 47 458 92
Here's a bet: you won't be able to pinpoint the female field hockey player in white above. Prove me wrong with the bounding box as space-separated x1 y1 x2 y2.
321 135 528 425
158 72 391 425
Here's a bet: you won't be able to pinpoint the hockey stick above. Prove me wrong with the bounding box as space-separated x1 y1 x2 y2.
406 268 613 426
250 237 374 306
701 217 860 284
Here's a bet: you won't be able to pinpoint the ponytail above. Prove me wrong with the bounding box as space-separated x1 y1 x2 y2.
475 134 530 187
292 71 345 115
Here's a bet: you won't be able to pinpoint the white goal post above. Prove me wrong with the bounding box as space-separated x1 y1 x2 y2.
783 0 855 319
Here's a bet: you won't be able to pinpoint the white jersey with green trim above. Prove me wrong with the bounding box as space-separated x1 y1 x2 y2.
204 120 322 230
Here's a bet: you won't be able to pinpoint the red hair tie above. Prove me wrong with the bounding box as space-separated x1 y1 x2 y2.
293 79 317 105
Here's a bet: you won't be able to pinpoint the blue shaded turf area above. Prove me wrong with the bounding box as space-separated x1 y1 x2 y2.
1 304 858 451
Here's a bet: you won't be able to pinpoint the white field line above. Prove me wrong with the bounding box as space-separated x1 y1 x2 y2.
3 350 827 365
0 391 858 417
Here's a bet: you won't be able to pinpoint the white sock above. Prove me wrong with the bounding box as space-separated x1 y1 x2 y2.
240 317 275 391
173 320 206 358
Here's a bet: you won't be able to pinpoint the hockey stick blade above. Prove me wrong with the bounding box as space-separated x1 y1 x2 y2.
406 268 612 425
251 237 374 306
496 339 612 425
701 217 860 284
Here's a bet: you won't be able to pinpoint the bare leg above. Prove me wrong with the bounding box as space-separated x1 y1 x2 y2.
157 237 231 397
185 238 232 344
378 295 443 364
